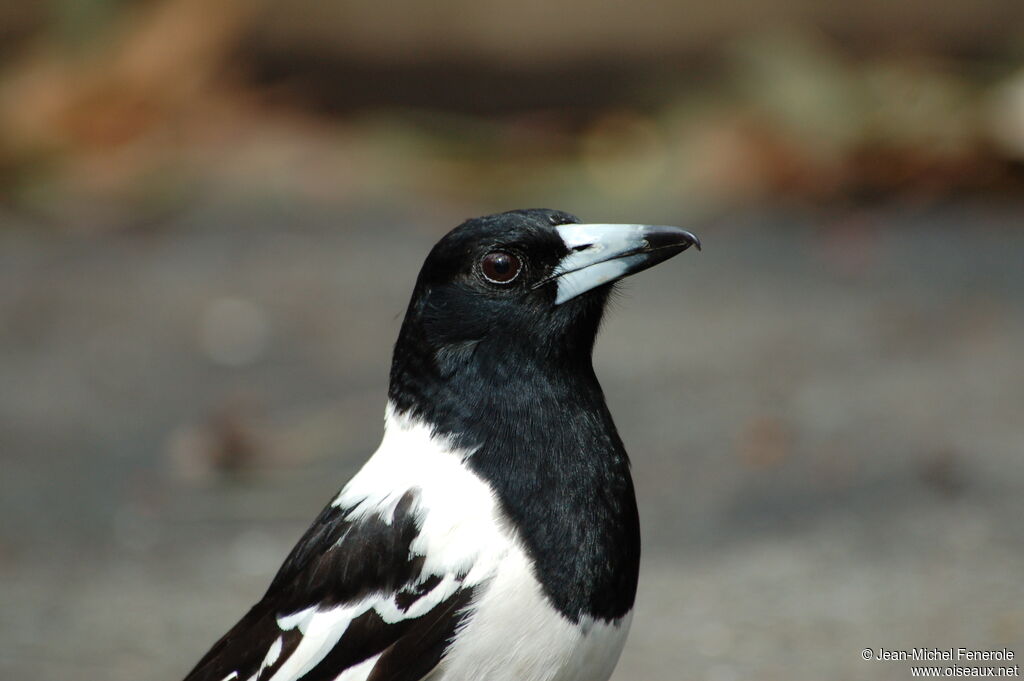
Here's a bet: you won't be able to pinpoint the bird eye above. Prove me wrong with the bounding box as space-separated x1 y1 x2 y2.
480 251 522 284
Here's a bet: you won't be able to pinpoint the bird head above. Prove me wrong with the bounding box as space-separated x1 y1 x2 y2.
402 208 698 360
389 208 700 422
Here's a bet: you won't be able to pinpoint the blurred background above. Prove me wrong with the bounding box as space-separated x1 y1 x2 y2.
1 1 1023 680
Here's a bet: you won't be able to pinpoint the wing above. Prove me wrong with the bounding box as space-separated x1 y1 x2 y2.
183 490 477 681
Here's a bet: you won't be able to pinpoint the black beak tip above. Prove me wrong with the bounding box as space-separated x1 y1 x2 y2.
644 226 702 253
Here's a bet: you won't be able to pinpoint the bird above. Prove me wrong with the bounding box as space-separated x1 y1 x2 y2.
183 208 700 681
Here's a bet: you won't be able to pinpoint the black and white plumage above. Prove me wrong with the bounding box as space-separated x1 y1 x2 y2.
183 209 700 681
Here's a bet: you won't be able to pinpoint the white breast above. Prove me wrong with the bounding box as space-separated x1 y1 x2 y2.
436 547 632 681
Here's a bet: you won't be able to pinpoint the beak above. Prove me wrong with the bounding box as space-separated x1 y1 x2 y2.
539 224 701 304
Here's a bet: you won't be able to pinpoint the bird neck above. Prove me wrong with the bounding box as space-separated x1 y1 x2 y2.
388 315 606 449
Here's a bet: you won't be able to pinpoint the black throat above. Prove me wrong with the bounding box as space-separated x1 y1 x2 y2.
388 291 641 622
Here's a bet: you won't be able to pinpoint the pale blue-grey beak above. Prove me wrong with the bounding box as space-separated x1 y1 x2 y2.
540 224 701 304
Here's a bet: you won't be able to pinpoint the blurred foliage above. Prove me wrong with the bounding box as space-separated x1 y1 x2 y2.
0 0 1022 228
51 0 126 49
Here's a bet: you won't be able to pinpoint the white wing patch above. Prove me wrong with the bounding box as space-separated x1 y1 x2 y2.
275 605 318 634
374 572 464 624
331 653 381 681
264 637 283 667
266 602 370 681
243 636 284 681
254 576 467 681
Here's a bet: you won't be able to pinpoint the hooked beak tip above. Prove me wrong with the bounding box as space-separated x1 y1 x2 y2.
642 225 701 255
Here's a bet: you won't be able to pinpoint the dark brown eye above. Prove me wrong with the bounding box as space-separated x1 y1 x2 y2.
480 251 522 284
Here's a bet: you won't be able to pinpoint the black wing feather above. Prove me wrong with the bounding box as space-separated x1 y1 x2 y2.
366 586 476 681
183 489 474 681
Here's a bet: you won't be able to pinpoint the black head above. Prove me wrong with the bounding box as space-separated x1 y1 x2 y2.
389 208 699 413
405 209 599 366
